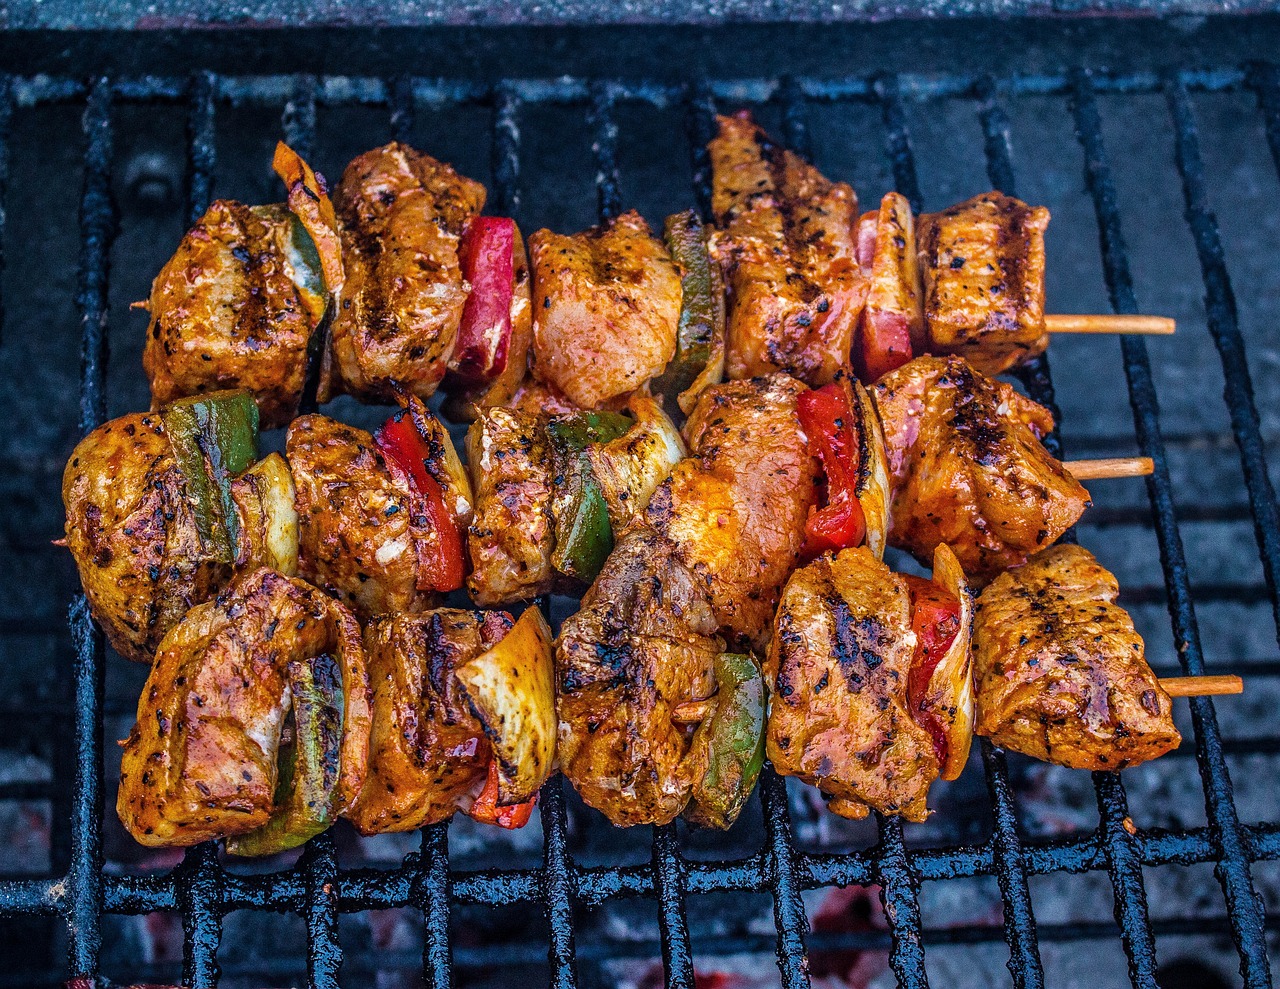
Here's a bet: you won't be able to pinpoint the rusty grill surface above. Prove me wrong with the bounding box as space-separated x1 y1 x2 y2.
0 49 1278 989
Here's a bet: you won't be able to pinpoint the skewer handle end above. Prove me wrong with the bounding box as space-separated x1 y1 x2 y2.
1158 674 1243 698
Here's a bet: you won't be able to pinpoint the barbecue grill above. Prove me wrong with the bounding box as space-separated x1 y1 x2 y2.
1 9 1279 989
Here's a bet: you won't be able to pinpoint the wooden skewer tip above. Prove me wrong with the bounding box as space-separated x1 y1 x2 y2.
1064 456 1154 480
1158 675 1243 698
1045 314 1176 336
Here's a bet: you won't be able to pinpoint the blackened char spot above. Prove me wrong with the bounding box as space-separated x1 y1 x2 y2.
829 594 889 690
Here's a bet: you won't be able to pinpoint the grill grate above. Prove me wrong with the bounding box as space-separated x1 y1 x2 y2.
0 63 1277 988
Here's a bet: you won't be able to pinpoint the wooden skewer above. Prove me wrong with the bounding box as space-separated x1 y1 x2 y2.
1159 675 1243 698
671 697 717 724
1045 314 1176 336
1064 457 1154 480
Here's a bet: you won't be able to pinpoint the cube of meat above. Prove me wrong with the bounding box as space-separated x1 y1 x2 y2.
62 413 233 662
117 568 369 847
874 356 1090 583
465 408 556 606
348 608 512 833
973 545 1181 770
708 112 866 386
644 373 818 649
530 210 680 408
918 192 1050 376
286 414 431 618
326 142 487 403
556 525 721 827
143 201 315 429
766 547 940 822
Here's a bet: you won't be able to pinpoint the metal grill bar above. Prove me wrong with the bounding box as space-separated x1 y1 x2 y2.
187 71 217 225
1070 68 1273 988
652 824 695 989
420 824 453 989
761 769 810 989
1168 73 1280 649
302 832 342 989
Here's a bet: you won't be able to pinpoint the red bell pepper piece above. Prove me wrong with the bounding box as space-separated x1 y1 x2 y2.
468 759 537 829
797 383 867 556
376 412 465 593
901 573 962 765
453 216 516 382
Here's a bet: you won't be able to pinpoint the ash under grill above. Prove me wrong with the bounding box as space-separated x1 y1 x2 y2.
1 23 1280 989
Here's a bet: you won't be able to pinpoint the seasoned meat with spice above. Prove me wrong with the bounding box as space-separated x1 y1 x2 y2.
708 112 866 386
142 201 318 429
918 192 1050 376
530 210 680 408
973 545 1180 770
325 142 487 403
63 413 232 663
645 373 818 648
287 414 430 618
465 408 556 606
873 356 1090 583
117 568 370 847
766 547 940 822
348 609 512 833
556 525 721 827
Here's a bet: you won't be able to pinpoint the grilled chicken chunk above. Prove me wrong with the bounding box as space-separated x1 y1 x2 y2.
142 201 317 429
973 545 1180 770
325 142 487 403
645 373 818 648
708 112 866 387
767 547 941 822
63 413 232 662
117 568 369 847
347 608 512 833
556 525 721 827
465 408 556 606
874 356 1090 583
529 210 681 408
918 192 1051 376
286 414 430 618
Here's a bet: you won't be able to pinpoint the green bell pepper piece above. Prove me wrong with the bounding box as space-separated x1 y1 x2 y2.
226 652 344 858
162 389 260 564
652 210 721 402
686 652 767 830
546 411 632 582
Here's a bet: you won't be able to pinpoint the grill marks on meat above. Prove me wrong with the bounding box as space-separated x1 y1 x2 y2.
349 608 512 833
529 210 680 409
874 356 1090 582
556 525 721 827
117 568 369 847
143 201 313 429
326 143 487 403
286 414 429 618
708 113 866 387
919 192 1050 376
62 413 232 662
767 548 938 822
465 408 556 605
973 545 1180 770
644 373 818 649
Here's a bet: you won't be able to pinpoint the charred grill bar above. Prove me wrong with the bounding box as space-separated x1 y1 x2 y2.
0 60 1277 988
